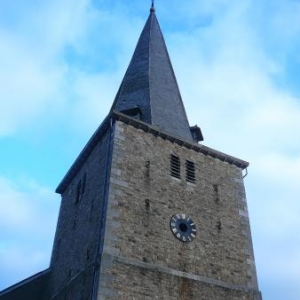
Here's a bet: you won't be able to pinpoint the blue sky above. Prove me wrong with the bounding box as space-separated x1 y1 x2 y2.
0 0 300 299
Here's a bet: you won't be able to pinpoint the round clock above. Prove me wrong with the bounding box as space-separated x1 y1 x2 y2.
170 214 197 242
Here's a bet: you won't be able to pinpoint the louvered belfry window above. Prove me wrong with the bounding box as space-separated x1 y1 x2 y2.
186 160 196 183
170 154 181 179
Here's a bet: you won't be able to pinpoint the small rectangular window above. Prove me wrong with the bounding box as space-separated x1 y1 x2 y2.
186 160 195 183
170 154 181 179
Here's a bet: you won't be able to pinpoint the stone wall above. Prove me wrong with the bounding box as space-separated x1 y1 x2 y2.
98 120 261 299
47 127 114 299
100 255 260 300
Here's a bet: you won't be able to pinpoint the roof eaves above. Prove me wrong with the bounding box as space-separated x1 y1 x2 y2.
55 114 111 194
56 111 249 194
112 111 249 169
0 269 51 296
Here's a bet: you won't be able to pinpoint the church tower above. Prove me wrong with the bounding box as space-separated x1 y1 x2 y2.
0 4 262 300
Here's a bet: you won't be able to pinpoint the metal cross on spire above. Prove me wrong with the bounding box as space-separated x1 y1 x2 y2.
150 0 155 12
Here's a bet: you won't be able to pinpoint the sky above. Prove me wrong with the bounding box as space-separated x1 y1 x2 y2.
0 0 300 299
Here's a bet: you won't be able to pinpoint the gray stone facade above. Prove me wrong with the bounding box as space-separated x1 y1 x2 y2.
0 115 262 300
97 120 261 299
37 116 261 299
46 128 114 299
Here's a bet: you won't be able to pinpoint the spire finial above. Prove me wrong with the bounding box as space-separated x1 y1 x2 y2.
150 0 155 12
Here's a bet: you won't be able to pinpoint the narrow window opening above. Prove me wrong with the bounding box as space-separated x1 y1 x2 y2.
186 160 195 183
75 179 82 204
82 172 87 194
89 198 95 221
75 172 87 204
170 154 181 179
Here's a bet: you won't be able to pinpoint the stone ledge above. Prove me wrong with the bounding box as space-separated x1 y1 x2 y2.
102 253 261 296
113 111 249 170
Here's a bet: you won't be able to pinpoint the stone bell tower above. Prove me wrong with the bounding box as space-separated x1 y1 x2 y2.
0 3 262 300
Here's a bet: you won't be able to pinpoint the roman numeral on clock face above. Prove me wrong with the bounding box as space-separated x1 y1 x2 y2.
170 214 197 243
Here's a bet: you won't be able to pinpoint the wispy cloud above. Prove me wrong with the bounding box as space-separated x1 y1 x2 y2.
0 177 59 289
0 0 145 137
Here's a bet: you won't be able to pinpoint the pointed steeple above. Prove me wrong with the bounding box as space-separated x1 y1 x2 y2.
111 8 196 142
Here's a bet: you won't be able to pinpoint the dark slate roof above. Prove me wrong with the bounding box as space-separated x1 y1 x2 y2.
0 269 50 300
111 9 193 142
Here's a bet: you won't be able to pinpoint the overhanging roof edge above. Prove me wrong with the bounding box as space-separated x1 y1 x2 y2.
55 114 111 194
56 111 249 194
112 111 249 169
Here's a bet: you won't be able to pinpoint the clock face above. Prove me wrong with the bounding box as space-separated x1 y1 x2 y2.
170 214 197 242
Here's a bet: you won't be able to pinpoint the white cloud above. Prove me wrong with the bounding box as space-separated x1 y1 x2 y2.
0 0 94 137
0 177 59 290
0 0 145 137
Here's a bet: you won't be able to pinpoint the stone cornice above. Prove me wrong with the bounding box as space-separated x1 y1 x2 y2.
113 111 249 169
56 111 249 194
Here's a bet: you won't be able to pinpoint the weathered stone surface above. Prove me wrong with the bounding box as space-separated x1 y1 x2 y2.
46 129 114 299
97 120 261 299
99 254 260 300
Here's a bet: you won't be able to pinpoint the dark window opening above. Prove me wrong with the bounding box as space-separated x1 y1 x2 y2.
75 180 82 203
170 154 181 179
75 172 87 204
120 107 142 120
186 160 196 183
82 172 87 194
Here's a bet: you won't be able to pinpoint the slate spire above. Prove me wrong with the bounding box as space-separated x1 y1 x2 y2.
111 7 195 142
